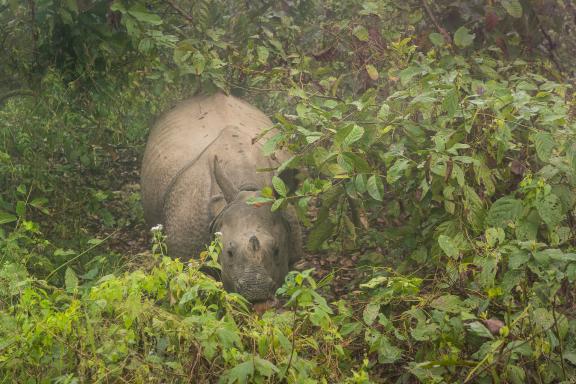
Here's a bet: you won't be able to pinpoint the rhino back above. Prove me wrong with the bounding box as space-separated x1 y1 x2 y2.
141 93 273 227
161 131 276 258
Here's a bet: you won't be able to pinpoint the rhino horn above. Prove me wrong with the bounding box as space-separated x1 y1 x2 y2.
213 156 239 203
249 235 260 252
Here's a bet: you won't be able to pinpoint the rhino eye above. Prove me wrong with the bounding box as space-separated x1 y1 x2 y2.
273 247 279 258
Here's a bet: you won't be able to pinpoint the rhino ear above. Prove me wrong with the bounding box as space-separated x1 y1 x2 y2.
208 195 226 221
213 156 239 203
283 205 303 266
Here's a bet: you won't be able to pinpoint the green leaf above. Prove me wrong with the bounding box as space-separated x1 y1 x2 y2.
54 248 76 258
378 104 390 120
307 220 334 251
429 32 445 46
506 365 526 384
110 2 126 12
271 198 284 212
365 64 379 80
485 227 505 247
536 194 563 228
363 303 380 325
443 88 459 117
430 294 466 313
246 196 274 206
30 197 49 214
564 352 576 365
485 197 523 228
341 124 365 148
464 186 484 227
65 267 79 292
533 132 555 162
254 357 279 377
340 321 363 337
337 153 353 173
262 133 284 155
256 46 269 64
298 126 323 144
359 276 388 289
16 201 25 217
453 27 475 48
438 235 459 259
367 175 384 201
65 0 78 13
353 26 369 41
87 238 103 246
226 360 254 384
508 247 530 269
128 5 162 25
411 93 436 106
552 185 575 212
501 0 523 18
411 321 439 341
355 174 367 193
340 152 370 172
272 176 287 197
476 255 498 288
288 87 308 100
538 249 576 263
467 321 494 339
531 308 554 332
515 210 539 240
192 51 206 75
399 66 421 86
0 211 17 225
551 226 571 246
386 159 410 184
533 249 555 265
376 335 401 364
479 64 500 80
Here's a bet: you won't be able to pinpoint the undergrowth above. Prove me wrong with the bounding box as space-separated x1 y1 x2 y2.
1 0 576 383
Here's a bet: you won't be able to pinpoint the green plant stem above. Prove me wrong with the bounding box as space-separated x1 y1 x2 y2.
45 231 117 281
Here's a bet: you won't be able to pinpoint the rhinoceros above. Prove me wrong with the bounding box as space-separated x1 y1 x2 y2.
140 92 302 302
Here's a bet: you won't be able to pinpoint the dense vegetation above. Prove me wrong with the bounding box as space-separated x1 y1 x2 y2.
1 0 575 382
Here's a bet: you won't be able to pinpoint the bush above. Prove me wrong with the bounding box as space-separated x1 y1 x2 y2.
266 41 576 382
1 0 575 382
0 235 370 383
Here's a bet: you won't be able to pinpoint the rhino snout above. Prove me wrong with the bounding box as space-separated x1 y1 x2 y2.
236 269 276 302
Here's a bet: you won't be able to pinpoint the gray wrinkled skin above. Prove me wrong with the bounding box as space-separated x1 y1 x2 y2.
211 191 296 302
141 93 302 302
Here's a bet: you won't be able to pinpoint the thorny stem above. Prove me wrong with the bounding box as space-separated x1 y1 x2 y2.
421 0 452 45
165 0 193 22
530 8 564 75
283 309 297 379
551 295 568 381
464 305 530 383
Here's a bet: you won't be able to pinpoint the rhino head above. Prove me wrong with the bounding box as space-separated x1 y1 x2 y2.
209 157 302 303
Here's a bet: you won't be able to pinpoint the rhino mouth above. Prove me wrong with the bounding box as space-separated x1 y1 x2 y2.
236 275 277 303
237 287 276 303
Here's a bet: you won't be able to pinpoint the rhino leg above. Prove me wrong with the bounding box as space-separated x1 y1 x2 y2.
162 163 212 259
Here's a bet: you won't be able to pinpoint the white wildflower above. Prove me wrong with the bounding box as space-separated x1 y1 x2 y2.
214 231 223 237
150 224 164 233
